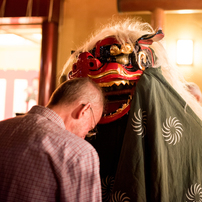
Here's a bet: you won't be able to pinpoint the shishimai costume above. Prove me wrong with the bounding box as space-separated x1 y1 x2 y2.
62 19 202 202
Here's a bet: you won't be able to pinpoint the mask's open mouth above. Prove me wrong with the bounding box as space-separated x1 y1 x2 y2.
99 80 136 124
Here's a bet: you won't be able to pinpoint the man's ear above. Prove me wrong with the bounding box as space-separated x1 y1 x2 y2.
77 103 91 119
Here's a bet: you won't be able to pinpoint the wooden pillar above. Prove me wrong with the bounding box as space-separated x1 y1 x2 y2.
38 21 58 106
151 8 165 32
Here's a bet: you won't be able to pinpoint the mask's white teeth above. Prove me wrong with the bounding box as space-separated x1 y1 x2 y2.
102 92 133 117
99 80 135 88
113 80 130 86
116 108 122 113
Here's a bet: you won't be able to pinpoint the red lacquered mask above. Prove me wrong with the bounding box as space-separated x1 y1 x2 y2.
68 30 164 123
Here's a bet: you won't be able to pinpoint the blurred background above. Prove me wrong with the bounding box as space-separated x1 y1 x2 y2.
1 0 202 120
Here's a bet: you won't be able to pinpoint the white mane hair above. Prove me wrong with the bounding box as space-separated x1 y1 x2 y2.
62 18 202 120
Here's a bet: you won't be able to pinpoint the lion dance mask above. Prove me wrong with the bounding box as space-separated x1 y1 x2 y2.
68 29 164 123
63 19 202 202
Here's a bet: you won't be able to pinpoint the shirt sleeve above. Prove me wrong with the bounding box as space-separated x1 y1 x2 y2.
60 147 102 202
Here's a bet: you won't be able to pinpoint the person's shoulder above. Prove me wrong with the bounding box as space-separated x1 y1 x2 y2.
66 135 99 165
65 132 97 154
41 126 97 157
65 132 99 159
0 115 23 128
44 130 99 167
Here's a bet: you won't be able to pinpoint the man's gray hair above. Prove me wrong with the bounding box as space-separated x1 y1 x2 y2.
48 77 105 109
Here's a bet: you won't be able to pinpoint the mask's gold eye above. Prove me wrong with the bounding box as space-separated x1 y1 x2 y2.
121 43 133 54
110 45 120 56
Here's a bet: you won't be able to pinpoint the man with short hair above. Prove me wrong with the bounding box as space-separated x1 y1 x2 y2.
0 77 104 202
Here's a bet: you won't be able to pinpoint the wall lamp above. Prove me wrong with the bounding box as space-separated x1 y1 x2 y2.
176 39 193 65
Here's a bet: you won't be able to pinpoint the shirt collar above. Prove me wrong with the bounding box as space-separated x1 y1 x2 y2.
28 105 66 130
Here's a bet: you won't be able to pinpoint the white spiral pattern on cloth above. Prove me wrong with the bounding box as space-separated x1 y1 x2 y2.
162 116 183 145
132 108 146 137
110 191 130 202
186 183 202 201
102 176 115 202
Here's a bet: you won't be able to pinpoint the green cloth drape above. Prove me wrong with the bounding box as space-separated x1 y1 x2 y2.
112 67 202 201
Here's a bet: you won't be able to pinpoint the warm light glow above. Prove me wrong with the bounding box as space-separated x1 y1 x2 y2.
0 34 33 45
177 10 195 14
13 79 28 115
32 33 42 40
0 79 6 120
177 40 193 65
